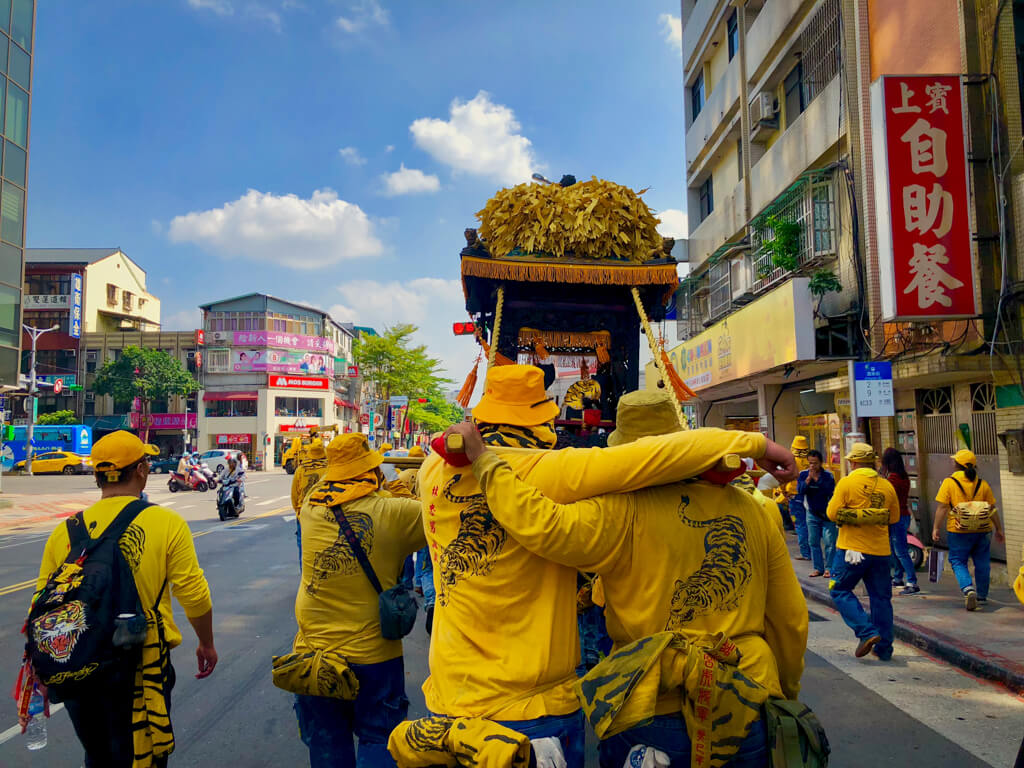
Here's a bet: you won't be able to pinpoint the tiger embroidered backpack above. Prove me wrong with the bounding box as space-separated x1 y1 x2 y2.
25 498 154 699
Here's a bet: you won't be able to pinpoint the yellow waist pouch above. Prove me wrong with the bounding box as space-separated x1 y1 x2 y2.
952 501 993 533
833 507 890 527
271 649 359 699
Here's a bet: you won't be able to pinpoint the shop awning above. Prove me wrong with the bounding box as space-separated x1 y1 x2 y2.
203 391 258 402
334 397 357 408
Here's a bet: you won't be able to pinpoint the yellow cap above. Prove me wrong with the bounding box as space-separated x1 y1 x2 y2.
91 431 159 475
952 449 977 467
845 442 877 464
472 364 560 427
408 445 425 458
606 390 682 446
791 435 809 451
380 442 394 454
322 433 383 483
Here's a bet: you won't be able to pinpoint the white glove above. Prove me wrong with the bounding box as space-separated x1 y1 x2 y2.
624 745 671 768
845 549 864 565
531 737 567 768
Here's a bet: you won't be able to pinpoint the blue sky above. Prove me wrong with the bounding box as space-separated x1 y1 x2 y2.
27 0 686 378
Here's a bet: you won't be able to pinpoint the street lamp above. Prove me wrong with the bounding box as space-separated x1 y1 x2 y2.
22 323 60 477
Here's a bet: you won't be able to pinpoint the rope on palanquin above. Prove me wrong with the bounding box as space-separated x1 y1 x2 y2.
487 286 505 369
631 286 689 429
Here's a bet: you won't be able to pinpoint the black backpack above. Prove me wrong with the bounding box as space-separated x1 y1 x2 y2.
25 498 156 698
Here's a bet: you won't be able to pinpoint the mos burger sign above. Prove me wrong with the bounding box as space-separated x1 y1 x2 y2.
269 374 329 391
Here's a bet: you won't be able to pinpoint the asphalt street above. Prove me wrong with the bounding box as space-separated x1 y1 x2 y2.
0 471 1021 767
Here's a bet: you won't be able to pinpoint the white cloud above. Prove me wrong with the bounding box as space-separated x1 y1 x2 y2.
329 277 472 377
385 144 395 153
247 5 282 31
338 146 366 166
656 208 688 238
336 0 389 34
188 0 233 15
163 307 203 331
168 188 385 269
410 91 538 185
659 13 682 51
380 164 441 196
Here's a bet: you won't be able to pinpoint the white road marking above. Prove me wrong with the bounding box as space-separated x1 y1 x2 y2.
0 703 64 746
283 515 296 522
806 607 1024 767
256 495 289 506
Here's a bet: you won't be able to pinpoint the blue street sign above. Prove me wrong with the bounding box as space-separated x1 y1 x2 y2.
70 274 83 339
853 362 894 418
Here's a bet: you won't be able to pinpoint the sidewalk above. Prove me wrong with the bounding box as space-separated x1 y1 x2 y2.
0 494 84 531
787 536 1024 694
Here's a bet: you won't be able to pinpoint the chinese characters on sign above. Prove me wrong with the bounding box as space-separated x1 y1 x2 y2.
70 275 83 338
852 362 894 418
872 75 976 319
231 331 335 355
24 294 70 309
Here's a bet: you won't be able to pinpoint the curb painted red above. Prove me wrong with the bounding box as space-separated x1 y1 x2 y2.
800 580 1024 695
0 509 76 530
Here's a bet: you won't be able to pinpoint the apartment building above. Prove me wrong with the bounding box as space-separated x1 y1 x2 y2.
658 0 1024 580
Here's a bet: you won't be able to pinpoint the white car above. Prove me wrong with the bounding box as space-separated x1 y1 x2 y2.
198 449 236 475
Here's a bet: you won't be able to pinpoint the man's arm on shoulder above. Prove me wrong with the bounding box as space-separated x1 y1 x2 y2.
825 479 846 523
472 450 632 572
521 428 771 504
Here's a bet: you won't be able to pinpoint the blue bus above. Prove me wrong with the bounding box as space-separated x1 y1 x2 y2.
1 424 93 470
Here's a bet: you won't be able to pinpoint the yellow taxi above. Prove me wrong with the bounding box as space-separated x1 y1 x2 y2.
15 451 93 475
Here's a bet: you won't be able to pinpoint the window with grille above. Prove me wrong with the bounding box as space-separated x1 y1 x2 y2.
206 348 230 373
800 0 842 106
920 387 956 454
811 181 834 255
970 383 998 455
709 260 732 320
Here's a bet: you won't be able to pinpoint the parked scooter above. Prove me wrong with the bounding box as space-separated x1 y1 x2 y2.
217 476 244 520
907 532 925 570
168 465 209 493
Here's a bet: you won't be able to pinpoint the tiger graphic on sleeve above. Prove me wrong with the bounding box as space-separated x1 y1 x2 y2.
119 524 146 572
305 509 375 596
436 474 508 606
666 494 752 629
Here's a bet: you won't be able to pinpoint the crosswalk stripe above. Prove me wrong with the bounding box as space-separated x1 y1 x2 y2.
256 495 289 506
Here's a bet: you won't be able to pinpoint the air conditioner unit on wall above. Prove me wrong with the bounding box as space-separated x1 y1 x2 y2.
750 92 778 144
210 331 231 343
84 392 95 402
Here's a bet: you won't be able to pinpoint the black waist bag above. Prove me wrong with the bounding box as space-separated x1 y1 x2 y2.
26 499 153 698
329 504 417 640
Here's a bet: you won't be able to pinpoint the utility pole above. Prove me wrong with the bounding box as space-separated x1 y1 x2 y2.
23 324 60 476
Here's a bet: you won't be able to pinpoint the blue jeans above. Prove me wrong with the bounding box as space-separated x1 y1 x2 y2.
829 551 894 659
496 711 586 768
599 714 768 768
399 555 415 591
947 531 992 598
806 513 837 573
577 604 613 675
296 519 302 560
791 497 811 558
415 547 435 608
295 656 409 768
889 516 918 586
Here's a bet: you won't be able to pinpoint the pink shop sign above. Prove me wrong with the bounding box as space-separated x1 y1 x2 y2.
232 331 335 354
147 413 198 429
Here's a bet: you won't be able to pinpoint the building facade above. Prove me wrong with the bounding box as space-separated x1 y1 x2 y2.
0 0 36 390
660 0 1024 580
79 330 200 455
198 294 357 468
21 248 160 417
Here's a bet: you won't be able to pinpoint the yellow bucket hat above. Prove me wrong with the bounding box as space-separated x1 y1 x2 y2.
380 442 393 454
92 430 159 474
952 448 977 466
322 433 383 482
307 438 326 459
845 442 877 463
408 445 425 458
607 390 682 447
791 435 809 451
472 364 560 427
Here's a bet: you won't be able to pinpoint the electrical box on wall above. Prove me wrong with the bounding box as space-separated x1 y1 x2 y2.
998 429 1024 475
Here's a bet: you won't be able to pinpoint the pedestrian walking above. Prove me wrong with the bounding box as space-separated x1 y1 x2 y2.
435 392 807 767
277 433 424 768
932 449 1004 611
390 366 796 768
290 438 328 558
787 435 812 561
800 449 837 578
827 443 901 660
28 431 217 768
882 448 919 595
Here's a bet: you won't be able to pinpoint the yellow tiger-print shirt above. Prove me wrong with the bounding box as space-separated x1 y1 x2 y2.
416 427 770 722
563 379 601 410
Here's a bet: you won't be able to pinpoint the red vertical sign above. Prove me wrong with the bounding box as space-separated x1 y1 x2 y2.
874 75 976 319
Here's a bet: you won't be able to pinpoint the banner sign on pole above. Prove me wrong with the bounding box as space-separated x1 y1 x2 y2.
70 274 83 338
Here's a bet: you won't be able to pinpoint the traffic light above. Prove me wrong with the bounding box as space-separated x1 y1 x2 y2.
452 322 476 336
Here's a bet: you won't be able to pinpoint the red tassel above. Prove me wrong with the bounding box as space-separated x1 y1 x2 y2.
595 342 610 365
457 355 480 408
535 339 550 361
660 348 697 401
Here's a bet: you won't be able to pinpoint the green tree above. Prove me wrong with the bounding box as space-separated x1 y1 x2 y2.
407 396 465 434
37 409 77 425
92 346 198 442
353 324 455 439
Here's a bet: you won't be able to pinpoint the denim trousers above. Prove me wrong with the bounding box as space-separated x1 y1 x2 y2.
599 714 768 768
829 551 894 658
577 604 613 675
889 516 918 586
415 546 436 608
805 513 837 573
947 531 992 598
495 711 586 768
791 498 811 558
295 656 409 768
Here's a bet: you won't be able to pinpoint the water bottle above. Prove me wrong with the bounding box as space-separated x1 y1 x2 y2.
24 684 46 750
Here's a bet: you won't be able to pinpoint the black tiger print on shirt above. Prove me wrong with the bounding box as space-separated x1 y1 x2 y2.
436 474 508 606
305 508 375 596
